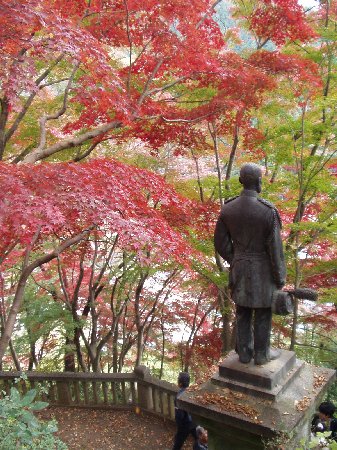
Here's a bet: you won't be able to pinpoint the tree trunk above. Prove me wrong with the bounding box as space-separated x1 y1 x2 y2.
74 328 87 372
159 321 165 379
0 270 31 362
28 342 38 371
209 122 224 206
135 329 144 367
290 245 300 351
225 127 239 190
64 337 76 372
219 289 233 354
9 339 21 371
92 352 101 373
215 252 234 354
112 326 119 373
0 227 93 364
0 97 9 160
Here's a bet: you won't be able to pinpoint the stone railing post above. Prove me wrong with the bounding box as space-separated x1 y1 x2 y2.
134 365 153 411
56 380 72 405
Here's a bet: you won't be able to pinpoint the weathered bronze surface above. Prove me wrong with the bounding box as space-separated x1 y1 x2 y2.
214 163 286 365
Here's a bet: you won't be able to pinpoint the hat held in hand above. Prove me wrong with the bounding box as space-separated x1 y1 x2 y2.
272 287 318 315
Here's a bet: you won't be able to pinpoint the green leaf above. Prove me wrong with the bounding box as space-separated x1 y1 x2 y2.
10 387 21 403
20 389 37 406
30 401 49 411
20 409 36 425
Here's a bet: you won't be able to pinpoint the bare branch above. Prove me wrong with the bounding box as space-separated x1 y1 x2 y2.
21 120 122 163
137 58 164 107
39 78 70 88
73 141 100 162
196 0 223 28
5 53 64 146
34 62 80 153
123 0 133 95
162 108 223 123
147 76 189 95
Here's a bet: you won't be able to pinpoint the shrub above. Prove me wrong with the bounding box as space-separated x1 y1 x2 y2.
0 386 67 449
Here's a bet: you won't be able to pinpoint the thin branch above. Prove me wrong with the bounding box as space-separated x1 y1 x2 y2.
39 78 70 88
196 0 223 28
5 53 64 145
147 76 189 95
21 119 122 163
35 62 79 153
162 108 223 124
137 58 164 107
257 37 270 50
123 0 133 95
72 141 100 162
57 258 71 305
294 342 337 354
209 122 223 206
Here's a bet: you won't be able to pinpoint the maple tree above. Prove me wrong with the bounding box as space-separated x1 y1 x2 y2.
0 159 203 365
167 277 220 373
0 0 224 162
0 0 317 165
0 0 336 379
250 0 337 355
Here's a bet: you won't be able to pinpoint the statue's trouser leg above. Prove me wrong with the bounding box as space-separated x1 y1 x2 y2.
254 307 272 361
236 305 253 362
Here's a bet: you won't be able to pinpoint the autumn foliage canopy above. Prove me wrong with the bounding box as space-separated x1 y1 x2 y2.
0 0 336 373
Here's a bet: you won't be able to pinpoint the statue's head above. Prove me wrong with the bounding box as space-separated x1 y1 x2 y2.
239 163 262 193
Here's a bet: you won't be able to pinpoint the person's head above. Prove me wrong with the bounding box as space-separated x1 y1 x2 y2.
177 372 190 388
239 163 262 193
196 426 208 444
318 401 336 420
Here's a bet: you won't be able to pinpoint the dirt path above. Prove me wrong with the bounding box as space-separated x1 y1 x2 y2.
38 406 194 450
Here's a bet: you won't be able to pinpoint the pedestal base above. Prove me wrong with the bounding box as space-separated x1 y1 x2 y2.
178 350 335 450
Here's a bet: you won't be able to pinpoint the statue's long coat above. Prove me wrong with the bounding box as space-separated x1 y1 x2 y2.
214 189 286 309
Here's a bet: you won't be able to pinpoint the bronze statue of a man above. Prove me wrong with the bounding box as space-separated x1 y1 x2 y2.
214 163 286 365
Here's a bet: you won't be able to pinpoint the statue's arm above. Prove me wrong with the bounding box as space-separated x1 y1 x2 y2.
267 209 286 288
214 215 234 265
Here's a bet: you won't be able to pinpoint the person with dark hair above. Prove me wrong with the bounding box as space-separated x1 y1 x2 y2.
311 401 337 441
172 372 197 450
193 426 208 450
214 163 286 365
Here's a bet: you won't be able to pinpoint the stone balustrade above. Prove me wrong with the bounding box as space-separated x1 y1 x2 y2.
1 358 335 449
0 365 178 421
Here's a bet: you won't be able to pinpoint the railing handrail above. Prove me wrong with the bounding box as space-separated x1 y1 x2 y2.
0 367 178 421
0 371 136 382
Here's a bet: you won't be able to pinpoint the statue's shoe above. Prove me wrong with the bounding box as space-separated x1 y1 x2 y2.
254 353 268 365
239 354 252 364
254 348 281 365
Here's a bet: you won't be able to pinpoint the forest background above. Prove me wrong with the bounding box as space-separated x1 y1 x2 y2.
0 0 336 399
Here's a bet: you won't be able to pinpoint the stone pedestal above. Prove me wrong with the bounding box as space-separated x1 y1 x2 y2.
178 350 336 450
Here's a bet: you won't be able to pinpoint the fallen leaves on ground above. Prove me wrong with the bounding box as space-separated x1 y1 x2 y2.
295 396 311 412
194 390 261 423
187 365 219 392
313 373 327 391
37 406 192 450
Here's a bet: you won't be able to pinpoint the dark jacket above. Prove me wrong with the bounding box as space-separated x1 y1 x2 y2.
331 417 337 440
312 415 337 441
193 442 208 450
175 388 194 429
214 190 286 308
